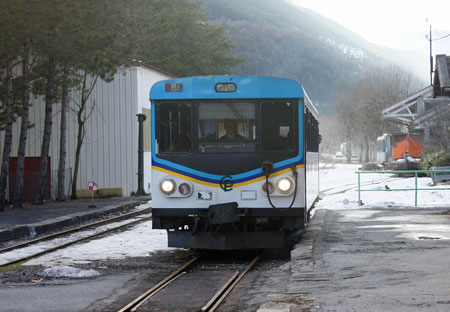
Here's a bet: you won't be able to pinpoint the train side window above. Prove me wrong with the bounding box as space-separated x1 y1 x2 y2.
304 109 309 151
262 101 295 151
157 102 192 152
305 109 319 153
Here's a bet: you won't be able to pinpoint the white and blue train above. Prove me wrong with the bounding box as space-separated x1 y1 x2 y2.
150 75 319 249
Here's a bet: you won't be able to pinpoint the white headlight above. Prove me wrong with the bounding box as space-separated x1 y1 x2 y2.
276 177 293 194
160 179 176 195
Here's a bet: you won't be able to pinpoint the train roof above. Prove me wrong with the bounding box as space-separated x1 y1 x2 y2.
150 75 305 101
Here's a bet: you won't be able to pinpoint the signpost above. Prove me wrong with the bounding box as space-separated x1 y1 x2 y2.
88 181 98 208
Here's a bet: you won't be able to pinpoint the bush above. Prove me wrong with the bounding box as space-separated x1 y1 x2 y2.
421 147 450 169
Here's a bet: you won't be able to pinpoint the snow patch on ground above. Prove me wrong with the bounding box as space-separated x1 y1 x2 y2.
24 221 174 267
317 163 450 210
40 265 100 278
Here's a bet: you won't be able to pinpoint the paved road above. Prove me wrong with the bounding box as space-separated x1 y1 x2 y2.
284 207 450 311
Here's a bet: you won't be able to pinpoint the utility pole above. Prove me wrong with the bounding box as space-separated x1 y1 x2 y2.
429 24 433 86
136 113 147 196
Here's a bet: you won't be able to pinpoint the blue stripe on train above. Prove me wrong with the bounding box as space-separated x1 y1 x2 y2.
151 156 304 184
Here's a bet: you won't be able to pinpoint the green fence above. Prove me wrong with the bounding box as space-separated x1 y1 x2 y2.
356 169 450 206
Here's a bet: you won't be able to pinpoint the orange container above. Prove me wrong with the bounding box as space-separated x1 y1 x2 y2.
391 134 423 160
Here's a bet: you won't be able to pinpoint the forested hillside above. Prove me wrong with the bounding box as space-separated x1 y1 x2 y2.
200 0 393 114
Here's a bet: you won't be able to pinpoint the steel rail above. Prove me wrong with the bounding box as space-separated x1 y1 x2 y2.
201 254 261 312
0 214 152 268
201 272 239 312
0 207 151 254
129 272 187 312
117 256 200 312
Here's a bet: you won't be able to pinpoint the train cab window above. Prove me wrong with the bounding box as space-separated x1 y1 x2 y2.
197 101 256 153
156 102 192 152
261 101 295 151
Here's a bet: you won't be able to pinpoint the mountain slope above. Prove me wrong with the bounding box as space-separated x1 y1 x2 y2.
200 0 402 114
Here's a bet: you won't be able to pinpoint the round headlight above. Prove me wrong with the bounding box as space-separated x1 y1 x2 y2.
226 83 236 92
262 182 274 194
160 178 176 195
276 177 293 194
215 83 237 93
178 183 192 196
215 83 225 92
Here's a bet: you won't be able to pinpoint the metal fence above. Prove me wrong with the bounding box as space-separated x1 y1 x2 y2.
356 169 450 206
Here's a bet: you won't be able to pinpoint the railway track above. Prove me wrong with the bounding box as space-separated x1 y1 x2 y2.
201 254 261 312
117 254 261 312
0 208 152 268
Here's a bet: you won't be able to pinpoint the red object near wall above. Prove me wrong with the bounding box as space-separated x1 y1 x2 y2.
9 157 51 203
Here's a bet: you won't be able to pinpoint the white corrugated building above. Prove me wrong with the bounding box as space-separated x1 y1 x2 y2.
1 64 171 201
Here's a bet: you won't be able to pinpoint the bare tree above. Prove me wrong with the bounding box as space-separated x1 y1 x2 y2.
13 53 32 208
0 64 14 211
0 1 26 210
33 55 56 204
70 72 99 199
337 64 423 163
56 65 69 201
337 83 361 162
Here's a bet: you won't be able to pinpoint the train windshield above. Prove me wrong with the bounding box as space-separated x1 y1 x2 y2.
157 102 193 153
198 100 256 153
156 99 297 156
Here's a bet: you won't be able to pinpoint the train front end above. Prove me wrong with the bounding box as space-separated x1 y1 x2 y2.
150 76 318 249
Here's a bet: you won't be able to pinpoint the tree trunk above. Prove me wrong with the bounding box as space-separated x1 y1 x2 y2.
364 134 370 163
14 55 31 208
346 136 352 163
70 72 98 199
57 65 69 201
70 121 84 200
359 143 363 163
34 56 56 205
0 64 15 211
71 72 88 199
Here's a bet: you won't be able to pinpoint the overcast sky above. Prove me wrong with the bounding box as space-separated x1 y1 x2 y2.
295 0 450 52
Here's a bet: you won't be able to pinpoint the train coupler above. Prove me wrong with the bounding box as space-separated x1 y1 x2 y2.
208 202 239 224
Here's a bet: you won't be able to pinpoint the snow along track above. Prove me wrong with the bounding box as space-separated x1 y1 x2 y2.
0 210 152 268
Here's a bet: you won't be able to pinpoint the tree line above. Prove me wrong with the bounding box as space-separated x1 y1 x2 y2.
337 65 424 162
0 0 239 211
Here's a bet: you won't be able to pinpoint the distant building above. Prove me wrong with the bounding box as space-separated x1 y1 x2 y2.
0 65 171 201
382 54 450 143
433 54 450 97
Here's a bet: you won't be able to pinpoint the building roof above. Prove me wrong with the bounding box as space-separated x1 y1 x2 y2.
433 54 450 97
129 59 174 78
415 100 450 127
382 86 432 125
382 55 450 132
